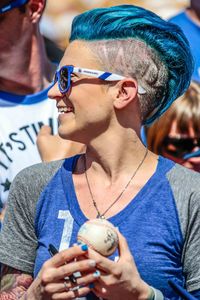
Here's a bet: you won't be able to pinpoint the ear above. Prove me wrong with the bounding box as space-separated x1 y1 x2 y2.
28 0 45 24
113 78 138 110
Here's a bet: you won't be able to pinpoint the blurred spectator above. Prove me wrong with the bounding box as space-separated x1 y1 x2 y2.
0 0 82 213
147 81 200 172
169 0 200 82
0 0 56 209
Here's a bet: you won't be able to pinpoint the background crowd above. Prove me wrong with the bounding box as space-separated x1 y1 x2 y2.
40 0 189 50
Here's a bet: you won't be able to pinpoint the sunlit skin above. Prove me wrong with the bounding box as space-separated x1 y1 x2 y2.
48 41 115 145
0 1 55 94
48 40 144 147
162 120 200 172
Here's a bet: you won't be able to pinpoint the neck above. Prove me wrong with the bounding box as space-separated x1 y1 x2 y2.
0 28 56 95
82 129 148 182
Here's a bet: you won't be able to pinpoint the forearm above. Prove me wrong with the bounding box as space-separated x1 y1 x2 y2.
0 265 34 300
18 276 43 300
0 277 43 300
0 287 28 300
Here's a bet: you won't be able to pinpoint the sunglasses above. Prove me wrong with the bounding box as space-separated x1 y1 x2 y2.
53 65 146 95
163 136 200 159
0 0 29 14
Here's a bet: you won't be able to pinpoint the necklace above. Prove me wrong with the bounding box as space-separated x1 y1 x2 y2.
84 147 148 219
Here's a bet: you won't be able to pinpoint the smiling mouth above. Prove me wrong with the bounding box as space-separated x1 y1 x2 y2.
58 106 74 113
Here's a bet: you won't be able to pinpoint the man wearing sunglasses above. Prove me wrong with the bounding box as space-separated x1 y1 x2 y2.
0 0 83 214
0 4 200 300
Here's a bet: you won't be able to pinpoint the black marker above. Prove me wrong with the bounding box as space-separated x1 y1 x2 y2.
48 243 77 284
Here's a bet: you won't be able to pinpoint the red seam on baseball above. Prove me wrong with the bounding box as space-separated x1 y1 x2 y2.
77 235 99 252
85 221 118 235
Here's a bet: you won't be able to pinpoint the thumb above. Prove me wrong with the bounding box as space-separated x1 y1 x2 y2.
117 230 132 259
38 125 52 136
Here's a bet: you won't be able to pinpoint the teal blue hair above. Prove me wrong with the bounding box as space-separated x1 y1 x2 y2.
70 5 194 125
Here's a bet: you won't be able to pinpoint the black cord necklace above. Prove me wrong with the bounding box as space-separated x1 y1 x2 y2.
84 148 148 219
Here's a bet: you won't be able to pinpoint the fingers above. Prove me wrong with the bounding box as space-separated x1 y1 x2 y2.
92 283 109 299
38 125 52 136
42 269 101 299
44 271 100 294
86 248 115 273
51 286 91 299
42 258 97 282
86 230 132 272
117 230 132 258
45 245 88 268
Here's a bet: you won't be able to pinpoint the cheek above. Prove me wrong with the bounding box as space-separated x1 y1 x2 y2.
72 87 111 122
77 104 111 127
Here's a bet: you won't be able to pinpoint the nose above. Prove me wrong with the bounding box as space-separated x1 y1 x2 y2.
48 82 63 102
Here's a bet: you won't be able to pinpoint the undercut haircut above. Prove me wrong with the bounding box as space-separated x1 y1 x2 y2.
70 5 194 125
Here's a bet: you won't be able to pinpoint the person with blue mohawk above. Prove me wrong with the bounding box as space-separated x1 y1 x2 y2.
0 4 200 300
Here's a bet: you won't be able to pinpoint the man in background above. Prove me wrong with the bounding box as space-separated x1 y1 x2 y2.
0 0 83 214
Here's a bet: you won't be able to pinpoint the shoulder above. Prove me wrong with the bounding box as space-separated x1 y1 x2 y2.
167 163 200 191
9 159 64 208
14 159 64 184
166 163 200 239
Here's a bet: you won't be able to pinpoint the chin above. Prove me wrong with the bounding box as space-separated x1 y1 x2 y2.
58 127 84 144
58 131 74 141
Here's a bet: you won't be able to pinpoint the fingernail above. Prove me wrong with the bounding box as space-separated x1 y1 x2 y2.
93 270 100 278
89 283 95 289
80 244 88 251
88 260 96 267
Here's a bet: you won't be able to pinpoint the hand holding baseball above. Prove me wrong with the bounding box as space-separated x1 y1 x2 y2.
35 244 100 300
85 231 151 300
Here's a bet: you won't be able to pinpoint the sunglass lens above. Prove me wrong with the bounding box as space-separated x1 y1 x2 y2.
179 138 200 152
164 137 200 159
60 68 69 91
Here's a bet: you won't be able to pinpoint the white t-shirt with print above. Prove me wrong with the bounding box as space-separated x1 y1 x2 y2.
0 88 58 206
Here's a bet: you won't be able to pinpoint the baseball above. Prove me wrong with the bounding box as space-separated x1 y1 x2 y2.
77 218 119 256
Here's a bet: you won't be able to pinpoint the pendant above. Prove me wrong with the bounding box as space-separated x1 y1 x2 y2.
97 213 105 219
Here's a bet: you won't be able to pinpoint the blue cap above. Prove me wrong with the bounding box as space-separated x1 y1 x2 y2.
0 0 29 14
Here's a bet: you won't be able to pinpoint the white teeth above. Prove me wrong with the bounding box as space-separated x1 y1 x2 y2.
58 107 73 113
